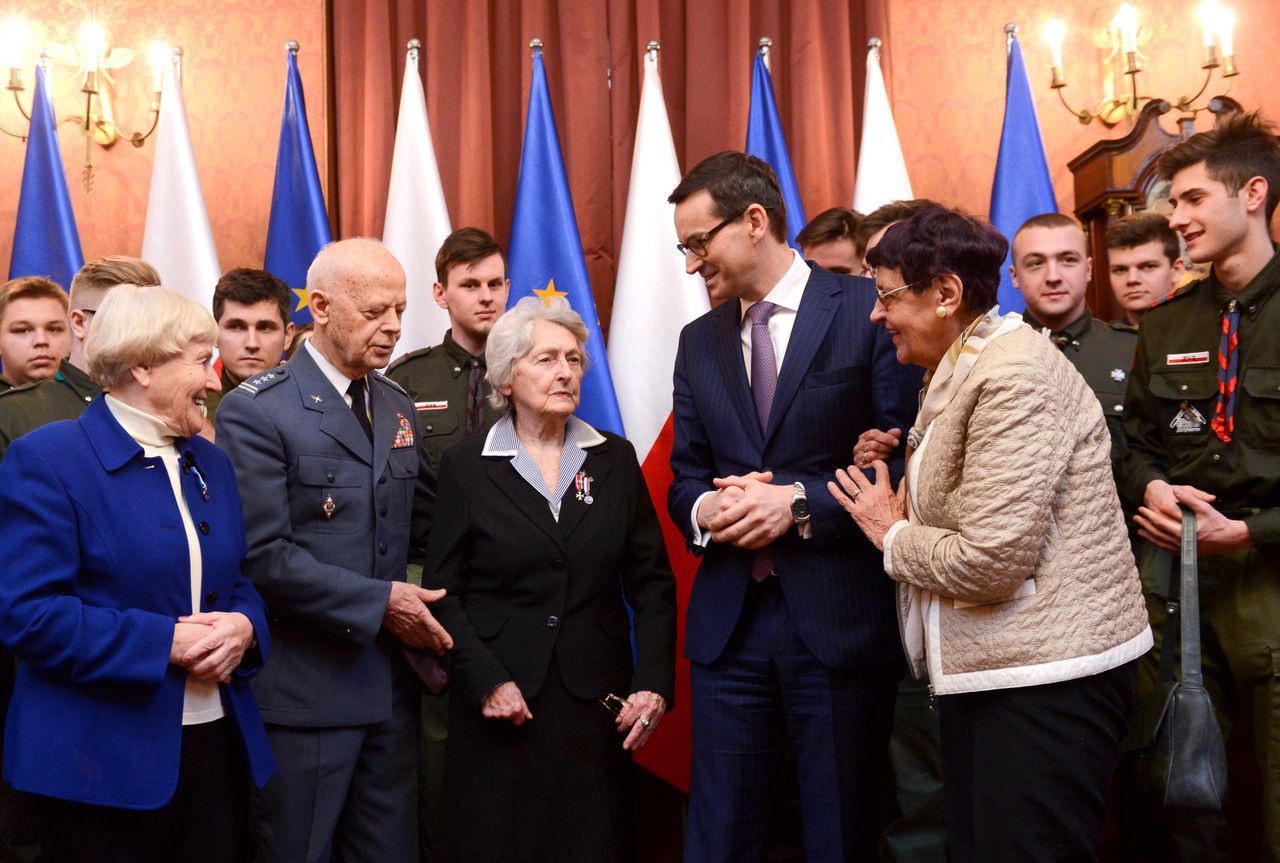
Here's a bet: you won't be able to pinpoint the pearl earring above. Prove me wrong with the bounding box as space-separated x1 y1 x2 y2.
935 305 948 318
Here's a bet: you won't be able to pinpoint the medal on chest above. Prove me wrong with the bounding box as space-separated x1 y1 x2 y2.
575 471 594 504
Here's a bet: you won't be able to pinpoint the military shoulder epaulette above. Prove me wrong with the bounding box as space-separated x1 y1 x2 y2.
1149 280 1201 310
1105 320 1138 334
235 366 290 396
386 346 435 373
0 380 40 400
372 371 409 398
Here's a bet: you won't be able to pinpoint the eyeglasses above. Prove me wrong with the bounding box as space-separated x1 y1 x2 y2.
676 208 748 257
867 269 934 308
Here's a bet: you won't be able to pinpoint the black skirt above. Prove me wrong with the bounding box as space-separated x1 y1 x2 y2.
439 657 632 863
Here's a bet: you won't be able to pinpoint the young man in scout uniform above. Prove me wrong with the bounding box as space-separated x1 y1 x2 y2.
0 277 71 392
1121 110 1280 862
205 268 295 422
1106 210 1186 327
1011 212 1138 476
385 227 508 861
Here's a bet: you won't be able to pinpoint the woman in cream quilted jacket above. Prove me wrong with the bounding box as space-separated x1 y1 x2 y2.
831 206 1152 863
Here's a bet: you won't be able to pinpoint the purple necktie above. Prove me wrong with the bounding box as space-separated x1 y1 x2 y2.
747 301 777 581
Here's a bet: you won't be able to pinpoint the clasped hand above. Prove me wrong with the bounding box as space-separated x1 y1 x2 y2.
698 471 794 549
169 612 255 684
827 459 905 551
1136 479 1251 555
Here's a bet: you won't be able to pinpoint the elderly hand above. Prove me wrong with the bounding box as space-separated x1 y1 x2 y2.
482 681 533 725
616 690 666 751
827 460 905 551
384 582 454 654
707 471 794 549
853 428 901 468
176 612 255 684
1135 479 1251 555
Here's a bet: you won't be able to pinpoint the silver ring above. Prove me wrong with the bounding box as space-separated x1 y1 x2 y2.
852 489 862 502
639 717 651 728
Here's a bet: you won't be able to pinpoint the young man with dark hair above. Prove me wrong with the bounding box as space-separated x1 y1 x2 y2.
1010 212 1137 476
667 150 920 862
1121 110 1280 862
852 199 938 268
796 207 863 275
385 227 508 861
0 277 70 392
1106 211 1186 326
204 268 295 421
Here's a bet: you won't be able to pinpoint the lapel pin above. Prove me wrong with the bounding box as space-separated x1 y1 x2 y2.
575 471 594 505
323 494 336 519
311 395 324 404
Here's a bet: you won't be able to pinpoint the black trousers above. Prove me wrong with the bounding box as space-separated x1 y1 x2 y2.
31 718 251 863
938 660 1138 863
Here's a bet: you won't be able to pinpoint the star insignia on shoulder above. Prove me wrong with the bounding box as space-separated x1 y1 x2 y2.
1110 368 1126 382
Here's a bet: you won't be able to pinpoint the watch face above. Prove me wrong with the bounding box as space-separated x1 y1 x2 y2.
791 498 810 520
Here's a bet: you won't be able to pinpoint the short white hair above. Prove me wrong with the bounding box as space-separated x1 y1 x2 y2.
83 284 218 388
485 296 589 410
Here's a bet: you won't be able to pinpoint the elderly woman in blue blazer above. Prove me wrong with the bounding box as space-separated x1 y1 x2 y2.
0 285 274 863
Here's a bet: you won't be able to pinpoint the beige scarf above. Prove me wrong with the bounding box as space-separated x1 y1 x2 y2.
898 308 1024 678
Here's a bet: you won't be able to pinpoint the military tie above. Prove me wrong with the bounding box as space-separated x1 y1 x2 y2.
1211 298 1240 443
465 358 485 437
748 300 777 582
347 378 374 442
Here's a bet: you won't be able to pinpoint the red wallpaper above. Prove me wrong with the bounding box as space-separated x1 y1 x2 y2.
0 0 327 279
884 0 1280 221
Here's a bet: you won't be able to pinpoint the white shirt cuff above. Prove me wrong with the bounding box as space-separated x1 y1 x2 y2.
882 519 910 577
691 491 715 547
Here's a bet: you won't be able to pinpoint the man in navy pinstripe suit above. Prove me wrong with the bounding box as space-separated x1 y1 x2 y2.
668 152 922 862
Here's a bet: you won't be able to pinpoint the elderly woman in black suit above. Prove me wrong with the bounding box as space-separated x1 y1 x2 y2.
424 296 676 862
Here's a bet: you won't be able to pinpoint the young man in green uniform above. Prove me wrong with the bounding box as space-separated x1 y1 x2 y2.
0 255 158 863
1106 210 1186 327
1121 110 1280 861
0 257 159 461
204 268 295 423
0 277 70 392
385 227 508 862
1011 213 1138 476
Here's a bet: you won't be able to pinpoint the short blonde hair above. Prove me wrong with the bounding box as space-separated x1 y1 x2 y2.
486 296 589 411
69 256 160 308
84 285 218 387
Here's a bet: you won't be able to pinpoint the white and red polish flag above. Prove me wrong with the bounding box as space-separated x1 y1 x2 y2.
608 45 710 793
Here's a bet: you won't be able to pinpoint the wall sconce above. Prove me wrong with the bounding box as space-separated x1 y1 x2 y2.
0 14 168 192
1043 2 1239 126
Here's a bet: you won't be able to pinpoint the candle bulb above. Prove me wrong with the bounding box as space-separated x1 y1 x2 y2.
78 20 106 73
1198 2 1220 48
0 17 28 72
1116 3 1139 54
1044 19 1065 72
1218 8 1235 57
149 42 168 93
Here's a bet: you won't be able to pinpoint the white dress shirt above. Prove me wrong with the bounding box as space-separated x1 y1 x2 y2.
691 250 812 545
305 339 370 422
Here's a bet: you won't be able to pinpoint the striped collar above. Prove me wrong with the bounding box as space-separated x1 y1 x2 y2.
482 411 606 517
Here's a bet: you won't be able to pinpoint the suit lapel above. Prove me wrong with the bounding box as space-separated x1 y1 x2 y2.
291 348 373 465
711 303 764 450
764 270 840 445
557 441 612 540
487 459 565 551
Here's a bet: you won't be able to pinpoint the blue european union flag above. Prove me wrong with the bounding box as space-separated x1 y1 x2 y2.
746 52 806 249
989 34 1057 314
9 64 83 290
507 48 623 436
264 47 331 325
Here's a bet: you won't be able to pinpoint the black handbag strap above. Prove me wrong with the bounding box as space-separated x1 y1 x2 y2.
1178 509 1203 687
1154 509 1202 687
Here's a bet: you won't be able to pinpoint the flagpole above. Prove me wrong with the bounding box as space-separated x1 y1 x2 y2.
407 37 420 66
646 39 659 64
757 36 771 72
530 37 543 54
1005 22 1018 50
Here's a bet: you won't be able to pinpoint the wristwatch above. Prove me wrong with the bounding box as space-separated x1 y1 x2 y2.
790 482 810 525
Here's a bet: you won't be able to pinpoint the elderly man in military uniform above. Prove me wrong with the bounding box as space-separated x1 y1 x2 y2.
1121 111 1280 862
385 226 507 861
0 255 159 863
1011 213 1138 476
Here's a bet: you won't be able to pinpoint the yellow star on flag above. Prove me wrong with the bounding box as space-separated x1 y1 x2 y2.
532 278 569 306
292 287 310 312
